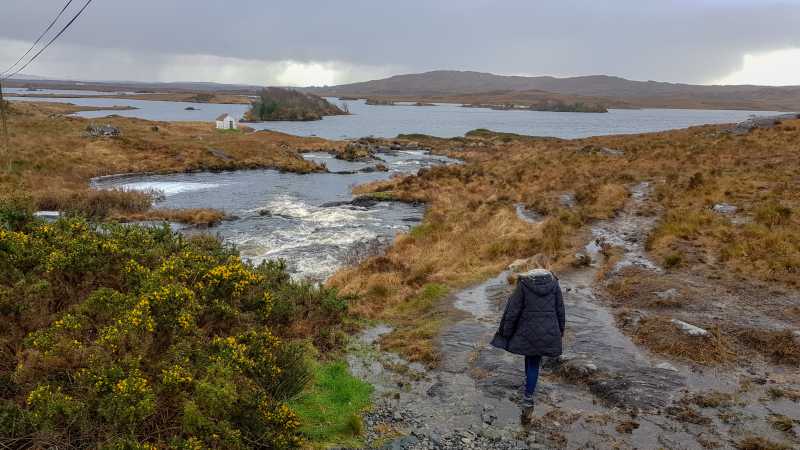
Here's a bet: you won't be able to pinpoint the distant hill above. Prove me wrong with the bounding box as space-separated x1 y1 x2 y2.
306 70 800 111
10 71 800 111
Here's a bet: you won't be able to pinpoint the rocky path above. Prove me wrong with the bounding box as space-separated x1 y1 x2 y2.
348 182 800 450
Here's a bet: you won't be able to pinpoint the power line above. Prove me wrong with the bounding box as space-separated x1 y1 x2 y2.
1 0 76 78
2 0 94 81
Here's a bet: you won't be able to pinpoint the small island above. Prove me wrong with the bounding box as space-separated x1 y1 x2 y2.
365 98 395 106
245 87 347 121
462 101 608 113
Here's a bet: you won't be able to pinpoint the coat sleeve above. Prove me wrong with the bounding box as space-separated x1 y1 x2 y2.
500 282 525 338
555 281 566 337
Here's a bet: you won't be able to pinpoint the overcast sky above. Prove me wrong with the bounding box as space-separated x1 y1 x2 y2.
2 0 800 86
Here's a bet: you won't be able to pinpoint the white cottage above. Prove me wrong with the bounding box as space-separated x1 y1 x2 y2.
215 113 238 130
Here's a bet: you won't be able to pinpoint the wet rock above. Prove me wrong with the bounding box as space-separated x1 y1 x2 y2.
589 373 682 412
577 145 625 156
84 124 121 137
654 288 679 300
571 252 592 268
559 192 576 208
656 362 679 372
381 435 419 450
208 147 233 161
671 319 709 337
712 203 738 215
320 197 379 208
618 309 648 331
549 354 599 378
514 203 542 223
257 209 272 217
359 163 390 173
184 106 198 110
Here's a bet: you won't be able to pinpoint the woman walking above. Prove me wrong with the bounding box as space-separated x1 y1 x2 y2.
491 269 565 409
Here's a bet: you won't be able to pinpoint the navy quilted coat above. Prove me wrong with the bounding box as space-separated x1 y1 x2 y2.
490 271 565 357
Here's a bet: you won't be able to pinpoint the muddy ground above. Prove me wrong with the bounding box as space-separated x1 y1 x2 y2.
346 182 799 450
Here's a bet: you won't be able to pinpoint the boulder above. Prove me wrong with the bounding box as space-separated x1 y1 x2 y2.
654 288 679 300
571 252 592 268
559 192 576 208
84 124 121 138
208 147 233 161
577 145 625 156
712 203 738 215
671 319 709 337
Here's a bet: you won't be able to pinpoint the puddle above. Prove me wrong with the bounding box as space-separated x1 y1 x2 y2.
588 182 662 273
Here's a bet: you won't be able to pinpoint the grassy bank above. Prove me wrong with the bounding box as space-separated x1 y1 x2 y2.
329 119 800 364
1 101 341 223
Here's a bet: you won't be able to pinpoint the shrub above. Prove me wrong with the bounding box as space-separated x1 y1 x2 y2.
0 215 353 449
0 193 34 231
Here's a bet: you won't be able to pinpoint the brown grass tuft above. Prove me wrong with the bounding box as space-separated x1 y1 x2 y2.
34 188 153 217
633 317 735 364
112 208 227 227
730 328 800 366
736 436 792 450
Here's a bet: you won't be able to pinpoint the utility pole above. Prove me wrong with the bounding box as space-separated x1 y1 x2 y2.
0 77 9 167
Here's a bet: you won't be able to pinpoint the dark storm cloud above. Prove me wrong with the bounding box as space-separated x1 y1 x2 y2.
2 0 800 84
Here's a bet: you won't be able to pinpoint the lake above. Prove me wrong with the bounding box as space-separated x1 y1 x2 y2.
8 94 779 140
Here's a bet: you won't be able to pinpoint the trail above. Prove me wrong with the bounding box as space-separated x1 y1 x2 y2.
349 182 798 450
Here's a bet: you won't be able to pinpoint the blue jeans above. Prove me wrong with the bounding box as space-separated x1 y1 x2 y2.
525 355 542 397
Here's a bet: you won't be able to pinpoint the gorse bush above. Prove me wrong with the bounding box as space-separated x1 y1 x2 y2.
0 213 352 449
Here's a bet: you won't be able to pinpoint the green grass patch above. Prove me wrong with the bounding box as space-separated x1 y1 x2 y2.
290 361 373 447
409 223 434 239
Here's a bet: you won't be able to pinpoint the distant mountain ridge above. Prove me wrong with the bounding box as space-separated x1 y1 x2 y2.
306 70 800 111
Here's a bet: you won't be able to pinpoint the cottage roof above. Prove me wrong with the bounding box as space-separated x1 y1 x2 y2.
216 113 232 121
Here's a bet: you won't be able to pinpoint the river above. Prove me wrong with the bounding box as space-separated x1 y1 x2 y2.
92 151 456 281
